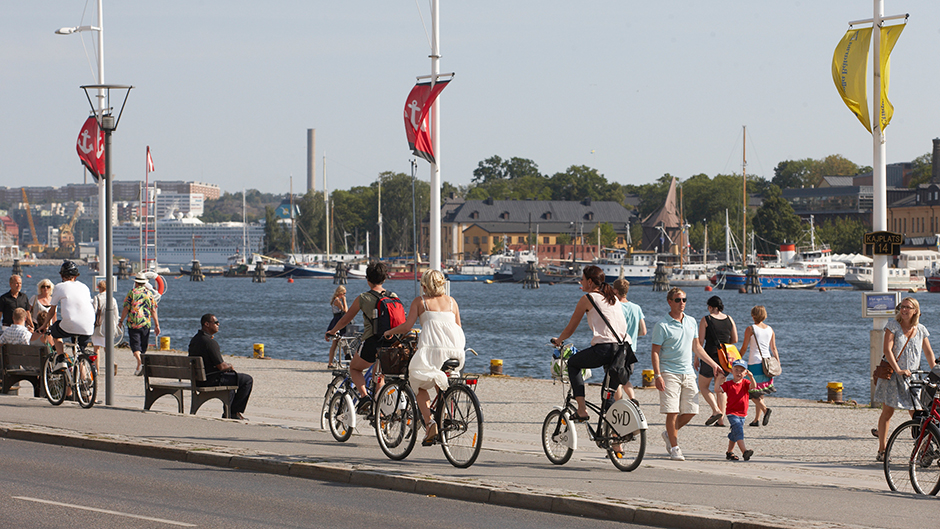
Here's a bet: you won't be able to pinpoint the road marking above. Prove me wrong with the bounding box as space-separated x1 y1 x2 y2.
13 496 197 527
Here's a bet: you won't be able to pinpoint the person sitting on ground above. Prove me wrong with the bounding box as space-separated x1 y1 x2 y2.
718 359 756 461
29 279 54 346
741 305 780 427
1 274 31 331
38 261 94 358
119 272 160 376
551 265 633 423
697 295 738 428
326 262 396 411
873 297 935 462
326 285 348 369
612 278 646 402
188 313 253 420
384 269 465 446
0 308 39 345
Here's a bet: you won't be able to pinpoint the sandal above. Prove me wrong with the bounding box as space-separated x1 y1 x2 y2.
726 452 739 461
762 408 772 426
572 412 590 423
714 421 726 427
876 450 885 462
871 428 879 438
749 420 760 427
742 449 753 461
705 413 722 426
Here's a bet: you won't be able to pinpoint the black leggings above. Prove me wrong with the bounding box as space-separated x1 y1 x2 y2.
567 342 618 398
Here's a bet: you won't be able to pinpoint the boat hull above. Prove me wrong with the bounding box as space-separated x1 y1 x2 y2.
283 263 334 278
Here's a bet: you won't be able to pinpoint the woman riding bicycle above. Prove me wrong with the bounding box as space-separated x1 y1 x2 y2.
550 265 632 423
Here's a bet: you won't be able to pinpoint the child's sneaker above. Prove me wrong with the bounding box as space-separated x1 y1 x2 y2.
669 446 685 461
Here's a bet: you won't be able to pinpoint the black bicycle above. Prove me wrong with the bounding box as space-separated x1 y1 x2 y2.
541 342 647 472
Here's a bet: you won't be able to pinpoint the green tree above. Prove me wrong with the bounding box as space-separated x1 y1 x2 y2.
549 165 621 202
294 191 326 252
816 216 867 254
471 155 542 184
772 160 811 190
909 152 933 188
376 171 430 256
263 205 290 253
751 185 802 249
596 222 618 247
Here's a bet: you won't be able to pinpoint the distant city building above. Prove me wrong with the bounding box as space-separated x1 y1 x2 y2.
1 180 220 205
156 192 205 218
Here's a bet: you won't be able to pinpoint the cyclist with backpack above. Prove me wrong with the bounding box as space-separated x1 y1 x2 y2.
326 262 405 412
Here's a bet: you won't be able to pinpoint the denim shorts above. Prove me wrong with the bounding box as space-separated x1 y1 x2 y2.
727 414 746 442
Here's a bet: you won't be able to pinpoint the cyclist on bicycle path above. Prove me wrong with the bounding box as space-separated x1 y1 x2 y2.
326 262 396 411
39 261 95 358
550 265 632 423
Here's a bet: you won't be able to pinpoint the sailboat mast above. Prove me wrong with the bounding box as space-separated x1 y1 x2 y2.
679 184 684 268
725 209 731 265
242 188 247 258
741 125 747 266
289 176 296 254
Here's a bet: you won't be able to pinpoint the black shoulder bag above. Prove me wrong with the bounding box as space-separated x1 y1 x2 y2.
586 294 637 386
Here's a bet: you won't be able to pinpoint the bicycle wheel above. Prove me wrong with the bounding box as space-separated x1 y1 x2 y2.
75 356 97 409
541 409 574 465
328 391 354 442
42 356 66 406
375 381 418 461
604 421 646 472
884 420 921 493
909 422 940 495
439 385 483 468
320 374 346 431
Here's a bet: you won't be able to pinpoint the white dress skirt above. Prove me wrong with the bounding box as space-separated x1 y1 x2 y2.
408 302 466 392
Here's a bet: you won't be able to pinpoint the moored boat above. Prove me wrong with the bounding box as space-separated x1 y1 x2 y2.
844 266 925 291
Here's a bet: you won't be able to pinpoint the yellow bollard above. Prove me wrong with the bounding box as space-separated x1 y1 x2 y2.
159 336 171 350
642 369 655 388
827 382 843 403
490 359 503 375
253 343 265 359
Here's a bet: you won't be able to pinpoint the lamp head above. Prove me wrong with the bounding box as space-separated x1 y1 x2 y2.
55 27 76 35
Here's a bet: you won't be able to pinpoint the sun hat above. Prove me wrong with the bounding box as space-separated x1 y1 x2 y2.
134 272 149 283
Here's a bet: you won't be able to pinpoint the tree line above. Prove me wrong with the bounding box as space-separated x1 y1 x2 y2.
203 149 931 257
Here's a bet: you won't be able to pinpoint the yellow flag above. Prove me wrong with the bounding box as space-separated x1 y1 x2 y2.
878 24 904 131
832 28 872 132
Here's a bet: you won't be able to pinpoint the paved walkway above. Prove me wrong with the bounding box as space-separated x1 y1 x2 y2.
0 348 933 528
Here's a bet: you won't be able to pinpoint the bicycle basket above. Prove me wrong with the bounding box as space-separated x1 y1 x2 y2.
378 343 412 375
550 355 591 382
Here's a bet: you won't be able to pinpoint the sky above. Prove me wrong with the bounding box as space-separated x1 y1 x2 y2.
2 1 938 196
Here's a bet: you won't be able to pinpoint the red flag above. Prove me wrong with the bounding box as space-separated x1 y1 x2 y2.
403 79 450 163
146 146 155 173
76 116 105 180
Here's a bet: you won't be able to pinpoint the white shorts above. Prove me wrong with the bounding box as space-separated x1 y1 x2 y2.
659 372 699 415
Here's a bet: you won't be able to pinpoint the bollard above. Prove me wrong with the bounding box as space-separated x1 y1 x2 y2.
642 369 655 388
490 359 503 375
159 336 171 350
704 286 712 292
254 343 265 359
827 382 843 403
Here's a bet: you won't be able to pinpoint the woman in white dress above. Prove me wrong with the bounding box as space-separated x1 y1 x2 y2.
384 269 465 445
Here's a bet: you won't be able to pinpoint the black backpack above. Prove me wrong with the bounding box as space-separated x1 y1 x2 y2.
367 290 406 341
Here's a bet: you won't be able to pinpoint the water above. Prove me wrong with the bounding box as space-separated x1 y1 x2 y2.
10 265 937 404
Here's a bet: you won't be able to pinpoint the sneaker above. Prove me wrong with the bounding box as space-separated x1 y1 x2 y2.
134 366 143 376
662 430 671 454
762 408 772 426
669 446 685 461
53 357 68 372
355 398 373 416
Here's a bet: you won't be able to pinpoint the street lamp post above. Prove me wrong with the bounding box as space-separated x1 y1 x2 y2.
80 84 133 406
56 0 107 273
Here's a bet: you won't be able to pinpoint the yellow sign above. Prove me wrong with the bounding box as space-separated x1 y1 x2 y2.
864 231 902 255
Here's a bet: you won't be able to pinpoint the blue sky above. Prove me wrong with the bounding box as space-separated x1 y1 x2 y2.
2 1 938 195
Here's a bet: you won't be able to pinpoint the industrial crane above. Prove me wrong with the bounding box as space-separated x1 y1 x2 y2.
20 188 45 255
57 202 84 255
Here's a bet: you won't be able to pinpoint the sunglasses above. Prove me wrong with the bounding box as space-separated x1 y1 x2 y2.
670 298 688 303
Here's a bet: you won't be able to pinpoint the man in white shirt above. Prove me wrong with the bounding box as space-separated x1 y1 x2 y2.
39 261 95 356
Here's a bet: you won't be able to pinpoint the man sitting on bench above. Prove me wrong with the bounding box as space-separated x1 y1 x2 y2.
188 313 252 420
0 308 36 345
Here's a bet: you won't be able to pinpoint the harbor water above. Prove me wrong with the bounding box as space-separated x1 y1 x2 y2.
9 265 938 404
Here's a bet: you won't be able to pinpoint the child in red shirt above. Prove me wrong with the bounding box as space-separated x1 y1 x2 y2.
719 359 757 461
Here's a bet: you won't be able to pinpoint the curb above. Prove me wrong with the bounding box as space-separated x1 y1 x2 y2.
0 424 865 529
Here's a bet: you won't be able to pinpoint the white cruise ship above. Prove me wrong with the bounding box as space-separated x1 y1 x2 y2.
109 215 265 266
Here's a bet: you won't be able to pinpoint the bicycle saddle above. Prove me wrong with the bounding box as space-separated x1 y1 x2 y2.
441 359 460 371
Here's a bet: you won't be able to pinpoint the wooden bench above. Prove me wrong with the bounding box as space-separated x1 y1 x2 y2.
142 354 239 418
1 344 51 397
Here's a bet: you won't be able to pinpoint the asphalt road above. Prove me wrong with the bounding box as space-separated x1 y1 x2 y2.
0 438 645 529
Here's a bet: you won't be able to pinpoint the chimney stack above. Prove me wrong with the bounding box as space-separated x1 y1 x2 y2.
307 129 316 193
932 137 940 183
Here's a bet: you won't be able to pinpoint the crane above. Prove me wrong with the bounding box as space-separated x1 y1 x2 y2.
57 202 84 254
20 188 45 255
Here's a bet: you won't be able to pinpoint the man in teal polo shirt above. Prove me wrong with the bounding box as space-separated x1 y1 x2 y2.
651 287 721 461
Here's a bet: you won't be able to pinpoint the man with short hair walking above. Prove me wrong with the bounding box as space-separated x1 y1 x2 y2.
651 288 720 461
